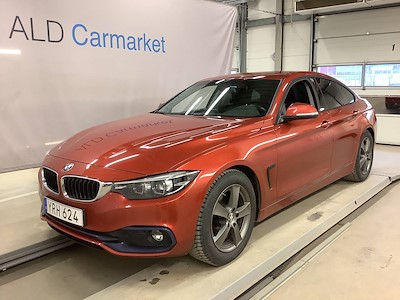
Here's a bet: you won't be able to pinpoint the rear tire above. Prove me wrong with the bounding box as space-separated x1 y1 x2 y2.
190 169 256 266
344 131 374 182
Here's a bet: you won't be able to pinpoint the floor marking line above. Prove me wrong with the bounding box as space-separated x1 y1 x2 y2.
0 191 38 203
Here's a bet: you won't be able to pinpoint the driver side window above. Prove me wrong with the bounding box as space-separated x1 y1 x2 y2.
280 80 315 118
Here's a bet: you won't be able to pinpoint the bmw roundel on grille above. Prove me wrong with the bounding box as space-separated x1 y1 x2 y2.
63 162 74 172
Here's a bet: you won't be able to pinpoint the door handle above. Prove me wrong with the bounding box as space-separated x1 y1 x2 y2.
352 110 359 116
321 120 331 128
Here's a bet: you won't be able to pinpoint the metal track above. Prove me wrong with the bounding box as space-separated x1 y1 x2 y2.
0 236 74 271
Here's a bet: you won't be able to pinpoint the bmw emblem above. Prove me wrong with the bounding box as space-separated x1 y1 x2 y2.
63 163 74 172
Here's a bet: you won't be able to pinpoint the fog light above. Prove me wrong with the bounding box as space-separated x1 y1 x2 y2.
151 230 164 242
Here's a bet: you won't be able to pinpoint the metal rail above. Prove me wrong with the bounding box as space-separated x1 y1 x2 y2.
0 236 74 271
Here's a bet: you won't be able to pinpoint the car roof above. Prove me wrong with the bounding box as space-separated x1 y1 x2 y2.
203 71 328 81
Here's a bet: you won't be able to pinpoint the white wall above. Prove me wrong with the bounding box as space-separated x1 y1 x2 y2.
282 20 310 71
355 89 400 97
246 0 311 72
282 0 310 71
248 0 276 20
246 0 276 72
376 114 400 145
247 25 275 72
283 0 294 15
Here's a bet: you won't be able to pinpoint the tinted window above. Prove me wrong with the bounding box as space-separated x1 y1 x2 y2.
314 78 355 111
279 80 316 121
157 79 280 117
283 80 315 109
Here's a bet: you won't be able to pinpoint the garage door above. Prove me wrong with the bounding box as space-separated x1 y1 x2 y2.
315 6 400 65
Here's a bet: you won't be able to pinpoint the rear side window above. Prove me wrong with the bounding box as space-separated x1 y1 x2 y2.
313 78 355 111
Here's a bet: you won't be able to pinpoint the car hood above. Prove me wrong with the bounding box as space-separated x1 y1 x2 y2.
48 113 262 175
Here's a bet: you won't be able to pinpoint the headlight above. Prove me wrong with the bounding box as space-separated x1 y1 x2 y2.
111 171 199 200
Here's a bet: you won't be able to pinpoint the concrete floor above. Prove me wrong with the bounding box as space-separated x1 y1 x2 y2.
265 180 400 300
0 244 156 300
0 144 399 299
0 168 59 255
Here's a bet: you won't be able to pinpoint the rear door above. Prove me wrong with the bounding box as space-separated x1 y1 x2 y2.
311 77 361 173
275 79 333 200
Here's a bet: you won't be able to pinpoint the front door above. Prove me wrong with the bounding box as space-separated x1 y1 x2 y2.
275 79 333 201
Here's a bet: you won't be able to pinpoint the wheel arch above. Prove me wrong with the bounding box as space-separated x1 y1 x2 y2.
366 126 375 142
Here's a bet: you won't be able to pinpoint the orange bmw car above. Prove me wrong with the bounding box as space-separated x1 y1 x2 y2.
39 71 376 266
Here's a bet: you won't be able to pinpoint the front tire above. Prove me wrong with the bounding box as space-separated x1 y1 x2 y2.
345 130 374 182
190 169 256 266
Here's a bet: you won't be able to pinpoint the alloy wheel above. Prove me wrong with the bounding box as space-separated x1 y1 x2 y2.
211 184 252 252
359 136 373 175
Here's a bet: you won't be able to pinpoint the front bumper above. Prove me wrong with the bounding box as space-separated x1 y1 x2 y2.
43 213 176 254
38 157 210 257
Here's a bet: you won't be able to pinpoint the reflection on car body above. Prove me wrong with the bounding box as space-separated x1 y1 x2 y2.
39 71 376 266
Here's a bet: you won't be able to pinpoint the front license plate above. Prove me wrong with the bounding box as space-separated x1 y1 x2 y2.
45 197 84 227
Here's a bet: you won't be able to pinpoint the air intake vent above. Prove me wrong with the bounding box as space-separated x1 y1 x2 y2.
43 168 59 194
62 176 100 201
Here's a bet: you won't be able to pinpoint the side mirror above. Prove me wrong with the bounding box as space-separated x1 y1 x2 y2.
282 102 319 122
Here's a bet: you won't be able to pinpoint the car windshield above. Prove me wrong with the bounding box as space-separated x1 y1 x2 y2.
156 79 280 117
